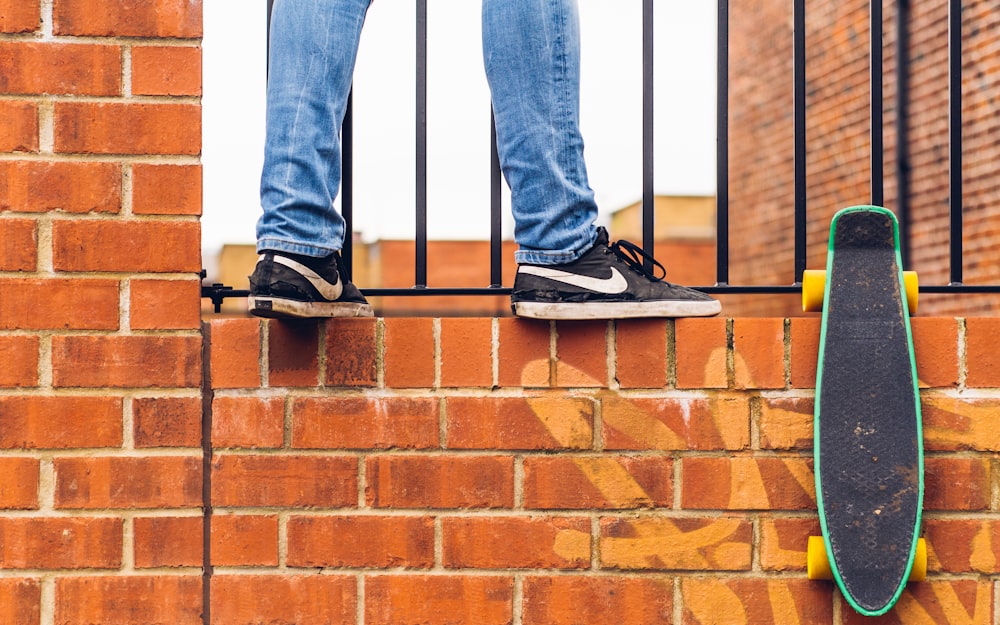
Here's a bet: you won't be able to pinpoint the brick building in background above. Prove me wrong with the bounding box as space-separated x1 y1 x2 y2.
727 0 1000 317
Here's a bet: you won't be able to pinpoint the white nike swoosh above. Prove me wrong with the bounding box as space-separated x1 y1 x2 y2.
267 254 343 300
519 265 629 294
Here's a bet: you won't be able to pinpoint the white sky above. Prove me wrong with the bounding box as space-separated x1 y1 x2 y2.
201 1 717 256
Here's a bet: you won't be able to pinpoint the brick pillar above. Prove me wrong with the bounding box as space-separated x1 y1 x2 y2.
0 1 204 623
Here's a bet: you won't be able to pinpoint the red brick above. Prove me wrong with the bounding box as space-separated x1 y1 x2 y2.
682 578 832 624
55 456 202 509
0 42 120 95
287 515 434 568
523 456 672 510
0 458 39 509
601 394 750 451
133 397 202 448
131 45 201 96
54 102 201 155
600 517 753 570
0 396 122 448
208 318 262 389
733 317 786 388
268 319 319 387
0 517 121 569
965 317 1000 387
0 160 121 213
366 455 514 509
54 0 203 38
675 317 728 388
0 335 38 387
55 576 202 625
365 575 512 625
211 575 355 625
53 219 201 272
758 396 814 450
0 578 40 625
922 396 1000 451
131 163 202 215
0 278 119 331
324 317 377 387
924 519 1000 574
383 317 435 388
615 318 668 388
212 396 283 449
523 576 672 625
442 516 590 569
440 317 492 387
925 457 991 511
0 218 36 270
0 100 37 152
446 396 593 450
291 396 438 450
211 454 357 508
52 335 202 388
759 517 821 572
498 317 551 387
130 278 201 330
789 317 820 388
211 514 278 567
0 0 39 32
907 317 959 387
134 516 202 568
554 320 608 387
681 456 815 510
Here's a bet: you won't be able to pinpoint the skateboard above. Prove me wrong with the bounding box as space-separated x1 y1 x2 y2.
802 206 926 617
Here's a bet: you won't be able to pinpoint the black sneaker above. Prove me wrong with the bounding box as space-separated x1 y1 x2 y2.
248 251 373 318
511 228 721 320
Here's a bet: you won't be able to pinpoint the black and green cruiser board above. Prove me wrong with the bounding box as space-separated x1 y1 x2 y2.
803 205 925 617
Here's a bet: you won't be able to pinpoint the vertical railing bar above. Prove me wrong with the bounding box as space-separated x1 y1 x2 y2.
793 0 807 282
871 0 884 206
895 0 912 267
948 0 963 285
715 0 730 286
642 0 654 262
489 111 503 287
342 93 355 277
266 0 274 71
415 0 428 287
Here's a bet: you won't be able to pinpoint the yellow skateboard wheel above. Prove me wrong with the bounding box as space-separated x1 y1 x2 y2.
801 270 918 313
807 536 927 581
903 271 918 313
807 535 832 580
801 270 826 312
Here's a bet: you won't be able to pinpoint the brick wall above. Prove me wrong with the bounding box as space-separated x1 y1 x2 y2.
0 0 204 623
727 0 1000 317
202 315 998 624
5 0 1000 623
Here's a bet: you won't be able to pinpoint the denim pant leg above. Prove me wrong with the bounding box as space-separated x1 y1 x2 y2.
483 0 598 265
257 0 372 257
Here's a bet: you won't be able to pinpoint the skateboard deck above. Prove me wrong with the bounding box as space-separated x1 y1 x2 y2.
811 206 924 616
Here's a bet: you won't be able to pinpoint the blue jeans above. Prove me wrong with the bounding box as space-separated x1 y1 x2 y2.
258 0 598 265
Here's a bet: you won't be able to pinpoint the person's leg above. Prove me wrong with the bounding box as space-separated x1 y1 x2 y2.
257 0 372 257
484 0 721 319
250 0 374 318
482 0 597 266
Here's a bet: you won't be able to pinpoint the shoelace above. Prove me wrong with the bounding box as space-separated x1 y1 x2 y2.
608 239 668 282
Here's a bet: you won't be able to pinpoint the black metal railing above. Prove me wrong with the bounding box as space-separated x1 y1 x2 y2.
202 0 1000 311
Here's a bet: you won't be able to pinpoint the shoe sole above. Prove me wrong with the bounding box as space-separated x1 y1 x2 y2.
512 299 721 320
248 296 374 319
